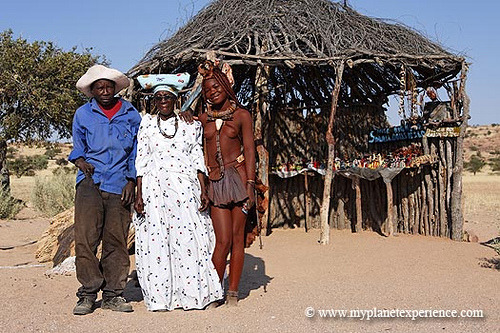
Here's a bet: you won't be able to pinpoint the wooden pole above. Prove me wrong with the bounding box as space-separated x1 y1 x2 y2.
304 172 310 232
253 54 271 235
385 180 394 236
352 177 363 232
255 36 271 234
438 141 448 237
319 61 345 245
451 62 470 241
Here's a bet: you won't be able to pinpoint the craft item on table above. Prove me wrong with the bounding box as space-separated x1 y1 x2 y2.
273 157 326 177
424 127 460 138
334 157 341 171
367 153 383 169
272 165 326 178
273 145 434 176
409 154 438 168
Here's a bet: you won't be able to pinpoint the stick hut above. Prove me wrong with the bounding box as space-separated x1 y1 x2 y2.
128 0 469 243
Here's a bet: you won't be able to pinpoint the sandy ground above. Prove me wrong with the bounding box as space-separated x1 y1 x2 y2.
1 172 499 333
0 212 498 332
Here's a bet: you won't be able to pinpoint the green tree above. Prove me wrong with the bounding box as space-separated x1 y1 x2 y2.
465 154 486 175
0 30 102 191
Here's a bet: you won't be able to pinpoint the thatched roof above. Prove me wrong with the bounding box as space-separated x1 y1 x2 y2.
128 0 465 108
129 0 462 71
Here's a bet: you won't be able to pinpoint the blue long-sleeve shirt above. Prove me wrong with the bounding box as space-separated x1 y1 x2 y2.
68 98 142 195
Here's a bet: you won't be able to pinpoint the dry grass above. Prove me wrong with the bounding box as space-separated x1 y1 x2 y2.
463 173 500 239
31 169 76 217
463 174 500 213
8 143 73 204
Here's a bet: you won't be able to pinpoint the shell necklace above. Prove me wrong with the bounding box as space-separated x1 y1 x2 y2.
157 113 178 139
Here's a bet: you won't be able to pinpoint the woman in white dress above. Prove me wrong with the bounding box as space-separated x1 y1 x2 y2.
133 74 223 311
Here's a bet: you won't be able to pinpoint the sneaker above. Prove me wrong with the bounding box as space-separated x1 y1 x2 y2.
73 298 94 315
101 296 133 312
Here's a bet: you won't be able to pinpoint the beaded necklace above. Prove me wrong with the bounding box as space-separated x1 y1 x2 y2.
207 102 237 179
206 101 237 121
157 114 178 139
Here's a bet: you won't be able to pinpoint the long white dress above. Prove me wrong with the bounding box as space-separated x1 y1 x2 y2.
133 114 223 311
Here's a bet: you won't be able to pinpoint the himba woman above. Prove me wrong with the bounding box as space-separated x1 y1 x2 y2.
198 61 256 306
133 73 223 311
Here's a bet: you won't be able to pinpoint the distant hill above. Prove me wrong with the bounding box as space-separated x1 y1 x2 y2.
464 124 500 174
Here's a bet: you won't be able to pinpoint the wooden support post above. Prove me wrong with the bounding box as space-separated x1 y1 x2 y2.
352 177 362 232
451 62 470 241
438 160 448 237
385 180 394 236
254 61 271 235
304 172 310 232
319 61 345 245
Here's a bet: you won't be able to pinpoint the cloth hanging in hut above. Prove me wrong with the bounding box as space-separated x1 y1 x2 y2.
338 167 404 183
133 114 223 311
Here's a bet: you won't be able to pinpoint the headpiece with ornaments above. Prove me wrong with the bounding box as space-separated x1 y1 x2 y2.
137 73 190 96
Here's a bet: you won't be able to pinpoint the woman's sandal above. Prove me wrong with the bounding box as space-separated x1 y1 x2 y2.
226 290 238 307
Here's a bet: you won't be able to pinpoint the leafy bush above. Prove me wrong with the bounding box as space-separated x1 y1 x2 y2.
31 168 76 217
490 157 500 173
52 165 75 175
6 147 17 159
470 145 479 151
44 147 62 159
0 188 23 219
7 155 49 177
55 157 69 166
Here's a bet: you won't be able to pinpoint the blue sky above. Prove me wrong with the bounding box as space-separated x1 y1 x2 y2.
1 0 498 125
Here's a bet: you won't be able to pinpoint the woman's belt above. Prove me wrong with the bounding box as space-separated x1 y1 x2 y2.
207 154 245 172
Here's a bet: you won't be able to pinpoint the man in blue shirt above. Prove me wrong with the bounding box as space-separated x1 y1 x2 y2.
69 65 141 315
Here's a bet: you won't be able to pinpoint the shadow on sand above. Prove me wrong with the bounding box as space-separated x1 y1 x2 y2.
479 236 500 271
237 253 273 300
124 253 273 303
123 270 144 302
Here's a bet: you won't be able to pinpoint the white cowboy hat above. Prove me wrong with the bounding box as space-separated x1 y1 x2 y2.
76 64 130 98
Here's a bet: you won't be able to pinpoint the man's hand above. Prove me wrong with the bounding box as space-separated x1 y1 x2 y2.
74 157 94 177
121 180 135 206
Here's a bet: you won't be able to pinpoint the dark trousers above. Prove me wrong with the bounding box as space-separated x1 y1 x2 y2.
74 178 131 301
